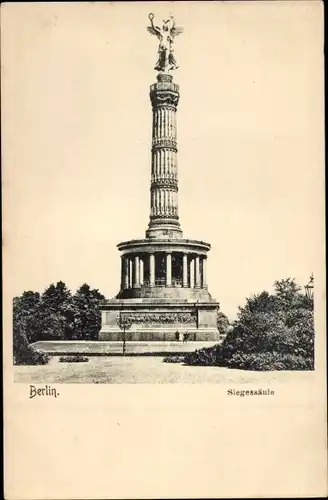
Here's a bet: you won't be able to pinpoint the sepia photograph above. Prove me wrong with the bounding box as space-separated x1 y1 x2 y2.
3 3 326 499
8 2 320 385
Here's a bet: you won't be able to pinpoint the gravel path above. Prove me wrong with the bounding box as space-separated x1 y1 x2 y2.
14 356 314 384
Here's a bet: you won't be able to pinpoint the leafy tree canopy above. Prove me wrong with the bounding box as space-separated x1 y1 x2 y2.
13 282 106 349
185 277 314 371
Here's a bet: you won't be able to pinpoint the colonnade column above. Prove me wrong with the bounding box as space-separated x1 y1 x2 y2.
182 254 188 287
189 257 195 288
195 256 201 288
129 259 133 288
202 257 207 289
166 253 172 287
140 259 144 286
122 258 128 289
120 257 124 290
149 254 155 287
123 257 129 289
122 253 207 290
133 256 140 288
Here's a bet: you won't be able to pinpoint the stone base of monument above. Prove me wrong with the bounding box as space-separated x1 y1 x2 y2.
99 329 219 342
99 297 220 342
31 340 221 356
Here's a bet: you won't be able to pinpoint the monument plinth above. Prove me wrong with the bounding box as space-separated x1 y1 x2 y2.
99 15 220 342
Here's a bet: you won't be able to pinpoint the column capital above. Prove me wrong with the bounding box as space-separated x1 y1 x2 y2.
150 81 180 109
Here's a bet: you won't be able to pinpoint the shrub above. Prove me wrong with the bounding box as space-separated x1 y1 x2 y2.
183 278 315 371
184 346 221 366
13 330 50 365
59 355 89 363
217 312 230 336
163 355 185 363
184 344 313 371
224 351 313 371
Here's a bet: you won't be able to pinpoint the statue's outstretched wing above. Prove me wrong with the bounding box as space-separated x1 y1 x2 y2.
171 26 183 38
147 26 161 36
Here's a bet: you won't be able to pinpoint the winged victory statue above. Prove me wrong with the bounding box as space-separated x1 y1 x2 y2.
147 13 183 72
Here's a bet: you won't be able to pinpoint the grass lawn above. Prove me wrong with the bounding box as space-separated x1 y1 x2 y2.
14 356 315 384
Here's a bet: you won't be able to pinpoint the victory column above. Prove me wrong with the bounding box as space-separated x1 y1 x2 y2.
99 15 220 341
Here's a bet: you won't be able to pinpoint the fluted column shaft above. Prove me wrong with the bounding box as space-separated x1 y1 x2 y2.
123 257 129 289
149 254 155 287
195 256 201 288
133 256 140 288
147 73 182 238
166 253 172 287
129 259 133 288
140 259 144 286
202 258 207 288
182 254 188 287
120 256 124 290
151 107 178 220
190 258 195 288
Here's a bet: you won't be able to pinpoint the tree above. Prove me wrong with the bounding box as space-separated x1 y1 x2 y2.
41 281 73 317
13 294 49 365
185 278 315 371
217 311 230 336
13 281 107 346
241 290 279 316
273 277 301 310
14 291 40 312
13 291 42 343
38 313 66 341
72 284 105 340
39 281 74 340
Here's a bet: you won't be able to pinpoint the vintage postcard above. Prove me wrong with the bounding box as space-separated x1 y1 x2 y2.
2 1 327 498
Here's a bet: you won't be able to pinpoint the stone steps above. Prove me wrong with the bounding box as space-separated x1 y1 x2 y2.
31 340 219 356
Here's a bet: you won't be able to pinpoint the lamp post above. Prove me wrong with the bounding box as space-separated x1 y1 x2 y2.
116 309 132 355
304 273 314 300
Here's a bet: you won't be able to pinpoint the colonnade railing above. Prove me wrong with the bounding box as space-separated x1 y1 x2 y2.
121 252 207 290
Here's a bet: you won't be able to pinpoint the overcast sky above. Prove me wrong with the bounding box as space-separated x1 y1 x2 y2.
3 1 324 319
